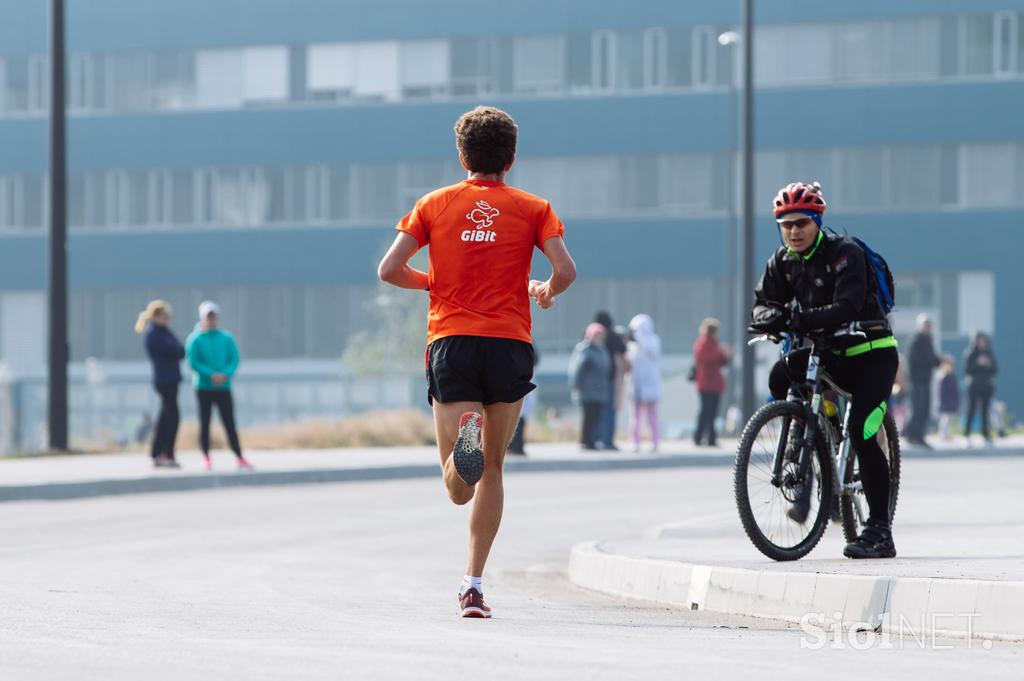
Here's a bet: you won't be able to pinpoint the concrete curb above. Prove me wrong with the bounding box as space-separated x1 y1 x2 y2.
1 445 1020 503
568 541 1024 642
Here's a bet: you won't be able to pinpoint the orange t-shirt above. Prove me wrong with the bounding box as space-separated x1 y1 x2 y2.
396 179 565 346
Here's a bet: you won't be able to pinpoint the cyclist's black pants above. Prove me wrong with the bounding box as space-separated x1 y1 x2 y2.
769 347 899 527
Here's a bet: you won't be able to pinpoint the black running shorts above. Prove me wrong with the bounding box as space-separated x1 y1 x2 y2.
427 335 536 406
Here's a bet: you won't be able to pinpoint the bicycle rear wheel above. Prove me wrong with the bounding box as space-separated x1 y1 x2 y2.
841 410 901 542
734 400 834 561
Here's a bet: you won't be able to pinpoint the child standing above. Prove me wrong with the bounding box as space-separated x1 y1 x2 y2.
937 356 960 441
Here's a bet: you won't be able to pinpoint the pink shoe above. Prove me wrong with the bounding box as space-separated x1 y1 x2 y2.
237 458 254 471
202 455 212 471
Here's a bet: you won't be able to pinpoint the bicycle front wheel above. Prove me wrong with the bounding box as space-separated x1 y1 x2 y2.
734 400 835 561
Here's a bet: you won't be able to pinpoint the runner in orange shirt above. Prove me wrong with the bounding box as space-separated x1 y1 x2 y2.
378 106 577 618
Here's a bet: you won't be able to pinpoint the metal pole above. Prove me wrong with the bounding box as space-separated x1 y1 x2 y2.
740 0 756 419
48 0 69 451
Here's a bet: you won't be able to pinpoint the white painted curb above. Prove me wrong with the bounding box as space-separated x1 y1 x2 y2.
568 541 1024 642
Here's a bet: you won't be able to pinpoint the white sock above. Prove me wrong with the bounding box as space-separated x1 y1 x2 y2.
460 574 482 596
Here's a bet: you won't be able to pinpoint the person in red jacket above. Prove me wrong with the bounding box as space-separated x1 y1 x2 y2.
692 318 732 446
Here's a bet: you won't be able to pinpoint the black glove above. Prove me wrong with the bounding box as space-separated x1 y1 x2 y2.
749 305 788 335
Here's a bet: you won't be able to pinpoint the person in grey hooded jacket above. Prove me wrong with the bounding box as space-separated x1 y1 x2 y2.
569 323 611 450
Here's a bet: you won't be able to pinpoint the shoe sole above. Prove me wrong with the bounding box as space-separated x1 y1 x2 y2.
460 607 492 618
453 413 485 485
844 547 897 559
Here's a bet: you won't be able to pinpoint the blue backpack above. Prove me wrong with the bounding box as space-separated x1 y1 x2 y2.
850 236 896 315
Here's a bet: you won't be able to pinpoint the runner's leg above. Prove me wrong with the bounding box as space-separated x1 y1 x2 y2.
433 400 483 505
466 399 523 578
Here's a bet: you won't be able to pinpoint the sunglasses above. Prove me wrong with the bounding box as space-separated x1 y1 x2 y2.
778 217 815 230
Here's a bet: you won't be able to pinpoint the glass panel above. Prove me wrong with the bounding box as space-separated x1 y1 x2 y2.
961 143 1015 207
617 30 644 91
567 32 592 93
838 148 885 209
3 56 29 113
352 42 400 100
662 154 713 211
106 53 153 111
835 22 885 82
401 40 450 97
643 28 668 89
592 30 616 91
963 15 994 76
241 46 289 103
307 43 355 95
889 146 941 209
666 26 692 88
513 35 566 93
888 18 941 80
153 51 194 110
195 49 243 108
451 37 498 96
693 27 714 86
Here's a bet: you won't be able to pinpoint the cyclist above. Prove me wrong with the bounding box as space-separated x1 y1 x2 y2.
749 181 899 559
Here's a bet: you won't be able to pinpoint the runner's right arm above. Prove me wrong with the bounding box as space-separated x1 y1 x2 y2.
378 233 430 291
529 236 576 309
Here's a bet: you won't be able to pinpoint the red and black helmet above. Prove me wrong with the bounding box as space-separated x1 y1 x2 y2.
772 181 827 218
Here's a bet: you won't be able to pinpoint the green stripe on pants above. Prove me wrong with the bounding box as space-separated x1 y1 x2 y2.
863 401 888 440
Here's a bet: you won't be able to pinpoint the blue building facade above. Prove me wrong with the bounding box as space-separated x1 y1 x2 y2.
0 0 1022 448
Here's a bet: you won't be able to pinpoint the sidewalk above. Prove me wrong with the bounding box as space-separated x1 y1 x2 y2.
568 451 1024 642
2 435 1022 502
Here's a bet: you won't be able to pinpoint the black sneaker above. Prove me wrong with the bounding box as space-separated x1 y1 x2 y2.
787 497 810 524
452 412 485 485
844 521 897 559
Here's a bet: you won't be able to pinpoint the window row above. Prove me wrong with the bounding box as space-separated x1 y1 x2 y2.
2 143 1023 231
1 12 1022 115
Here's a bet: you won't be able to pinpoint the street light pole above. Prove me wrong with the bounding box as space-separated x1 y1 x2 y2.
48 0 69 451
739 0 756 419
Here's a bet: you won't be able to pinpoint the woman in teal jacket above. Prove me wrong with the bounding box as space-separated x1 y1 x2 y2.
185 301 252 470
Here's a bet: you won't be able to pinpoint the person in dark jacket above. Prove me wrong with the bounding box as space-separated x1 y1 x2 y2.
594 311 628 450
692 318 731 447
136 300 185 468
750 181 898 560
569 323 612 450
963 332 998 445
904 313 941 447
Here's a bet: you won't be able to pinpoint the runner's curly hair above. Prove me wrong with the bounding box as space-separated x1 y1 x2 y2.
454 106 518 175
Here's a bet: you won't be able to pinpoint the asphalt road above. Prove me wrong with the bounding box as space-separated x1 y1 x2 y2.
0 464 1020 680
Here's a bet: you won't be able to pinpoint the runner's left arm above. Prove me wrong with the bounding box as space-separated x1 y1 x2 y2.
529 236 576 308
378 233 429 290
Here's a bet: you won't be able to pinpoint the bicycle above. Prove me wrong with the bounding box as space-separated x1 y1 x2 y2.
733 321 901 561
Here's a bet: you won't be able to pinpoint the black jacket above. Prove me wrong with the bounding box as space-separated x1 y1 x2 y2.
909 332 941 384
145 324 185 386
751 232 889 342
964 346 998 390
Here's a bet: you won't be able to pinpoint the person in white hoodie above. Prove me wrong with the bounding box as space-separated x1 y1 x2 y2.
627 314 663 452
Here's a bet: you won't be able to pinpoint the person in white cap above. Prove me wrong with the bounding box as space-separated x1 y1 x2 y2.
185 301 252 470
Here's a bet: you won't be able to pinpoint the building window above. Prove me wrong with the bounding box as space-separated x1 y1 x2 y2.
27 54 47 112
197 46 289 108
400 40 450 99
148 170 173 225
960 143 1017 207
642 29 668 90
513 35 566 93
617 30 645 90
887 18 941 80
450 37 498 97
962 15 995 76
994 11 1019 76
307 42 398 101
692 26 715 87
69 53 97 111
592 30 617 91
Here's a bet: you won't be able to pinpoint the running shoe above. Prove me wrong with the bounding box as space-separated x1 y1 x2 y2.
458 588 492 618
452 412 485 485
237 458 254 471
153 456 170 469
843 521 897 559
202 455 212 471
